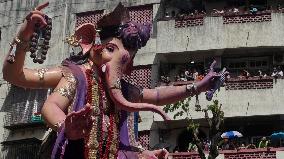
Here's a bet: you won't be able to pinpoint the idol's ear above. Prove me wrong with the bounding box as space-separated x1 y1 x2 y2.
74 23 96 54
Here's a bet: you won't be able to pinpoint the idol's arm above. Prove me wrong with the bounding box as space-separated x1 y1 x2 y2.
142 69 218 105
2 2 62 89
41 77 72 131
142 85 195 106
3 56 64 89
41 75 93 140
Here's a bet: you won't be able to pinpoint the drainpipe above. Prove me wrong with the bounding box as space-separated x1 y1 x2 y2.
61 1 68 59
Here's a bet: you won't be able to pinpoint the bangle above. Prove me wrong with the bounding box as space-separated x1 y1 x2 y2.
13 36 29 50
54 119 65 132
38 68 48 81
109 78 122 90
186 83 198 95
7 36 29 64
132 145 146 153
137 145 146 153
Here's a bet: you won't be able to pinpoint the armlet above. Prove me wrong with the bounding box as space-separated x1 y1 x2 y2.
53 85 75 100
53 67 77 100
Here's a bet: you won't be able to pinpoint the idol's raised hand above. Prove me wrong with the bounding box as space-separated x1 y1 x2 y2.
64 103 95 140
18 2 49 41
196 60 221 93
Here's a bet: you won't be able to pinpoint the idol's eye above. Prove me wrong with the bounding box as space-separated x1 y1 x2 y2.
106 46 114 53
105 43 117 53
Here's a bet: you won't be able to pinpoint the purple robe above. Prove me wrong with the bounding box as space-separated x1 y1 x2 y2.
51 61 140 159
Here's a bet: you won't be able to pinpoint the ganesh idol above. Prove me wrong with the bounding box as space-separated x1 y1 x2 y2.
2 2 220 159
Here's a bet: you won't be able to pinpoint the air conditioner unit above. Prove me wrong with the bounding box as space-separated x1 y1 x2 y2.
273 54 284 65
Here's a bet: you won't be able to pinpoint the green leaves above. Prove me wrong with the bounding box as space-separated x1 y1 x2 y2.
173 111 184 119
189 99 224 159
163 97 224 159
206 100 224 119
163 97 191 119
187 120 199 132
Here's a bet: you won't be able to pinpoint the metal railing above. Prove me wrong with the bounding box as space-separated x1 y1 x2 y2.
2 86 50 129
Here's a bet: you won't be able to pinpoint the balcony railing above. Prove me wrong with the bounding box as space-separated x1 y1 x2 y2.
225 77 274 90
157 12 284 53
2 86 50 129
223 12 271 24
4 112 44 129
158 77 277 90
169 147 284 159
1 138 41 159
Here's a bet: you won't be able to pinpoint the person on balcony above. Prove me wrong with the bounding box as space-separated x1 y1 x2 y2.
185 69 194 81
192 68 199 80
277 66 283 77
258 137 269 148
239 69 250 79
249 5 258 14
233 7 239 14
271 67 283 80
246 142 256 149
188 142 198 152
277 4 283 12
180 74 187 81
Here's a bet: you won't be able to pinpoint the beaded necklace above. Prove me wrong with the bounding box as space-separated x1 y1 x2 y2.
85 68 119 159
29 15 52 64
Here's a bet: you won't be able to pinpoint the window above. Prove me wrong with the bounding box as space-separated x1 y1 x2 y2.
227 0 246 7
225 56 270 76
227 61 247 69
249 59 268 69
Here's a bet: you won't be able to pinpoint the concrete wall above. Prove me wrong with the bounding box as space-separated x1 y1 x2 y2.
157 13 284 54
154 79 284 121
0 112 7 157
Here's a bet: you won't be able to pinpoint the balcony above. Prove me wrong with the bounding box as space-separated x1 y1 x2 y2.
1 86 50 129
1 138 41 159
156 13 284 54
168 148 284 159
154 78 284 121
4 112 45 129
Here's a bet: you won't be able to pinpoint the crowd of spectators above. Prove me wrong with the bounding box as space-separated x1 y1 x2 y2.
159 67 206 86
236 66 283 80
173 136 284 153
173 137 265 153
218 138 258 151
159 65 283 86
218 136 284 151
211 4 275 17
164 3 284 20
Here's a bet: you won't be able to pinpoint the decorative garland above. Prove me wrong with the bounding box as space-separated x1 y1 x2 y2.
84 68 119 159
98 79 105 159
102 113 114 159
109 112 119 159
84 69 93 158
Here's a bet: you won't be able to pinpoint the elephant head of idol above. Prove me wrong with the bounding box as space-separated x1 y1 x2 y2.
89 3 170 120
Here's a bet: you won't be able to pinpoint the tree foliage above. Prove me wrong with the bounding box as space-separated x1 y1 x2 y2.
163 98 224 159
